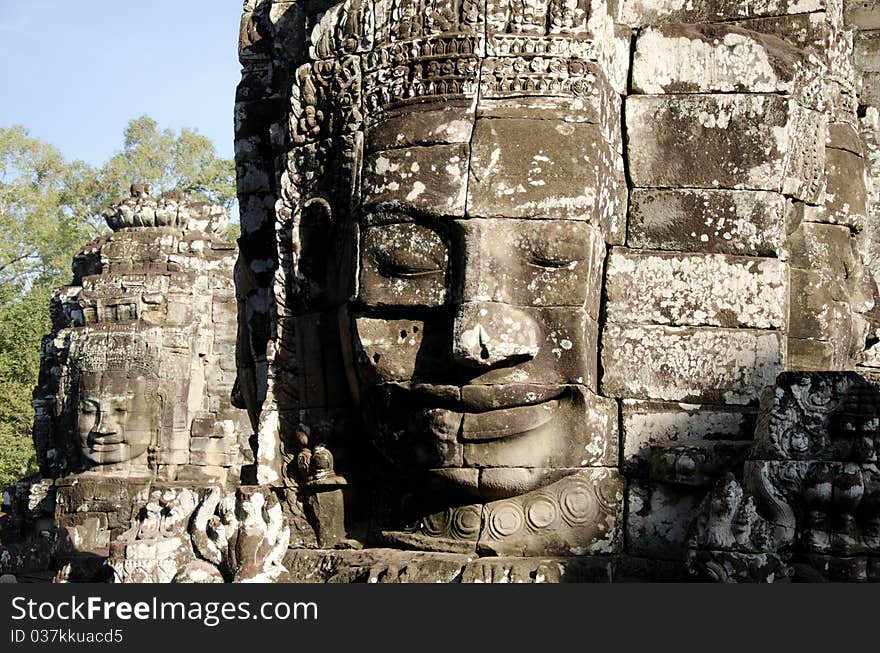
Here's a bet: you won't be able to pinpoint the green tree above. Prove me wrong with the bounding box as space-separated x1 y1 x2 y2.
0 283 50 489
0 126 102 292
99 116 237 210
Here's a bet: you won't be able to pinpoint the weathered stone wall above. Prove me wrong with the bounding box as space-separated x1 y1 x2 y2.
225 0 880 582
603 0 879 574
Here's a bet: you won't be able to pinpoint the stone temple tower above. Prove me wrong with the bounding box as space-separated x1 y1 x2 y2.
22 188 251 577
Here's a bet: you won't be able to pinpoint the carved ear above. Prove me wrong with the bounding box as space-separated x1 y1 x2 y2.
297 197 334 290
302 197 333 224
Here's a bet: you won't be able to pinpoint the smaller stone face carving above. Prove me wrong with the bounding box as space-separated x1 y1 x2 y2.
66 329 163 473
17 186 250 581
76 371 158 467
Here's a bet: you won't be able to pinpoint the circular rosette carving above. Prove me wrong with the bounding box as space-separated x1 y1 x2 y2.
558 479 599 527
452 505 482 540
487 503 525 539
421 508 452 538
524 493 558 531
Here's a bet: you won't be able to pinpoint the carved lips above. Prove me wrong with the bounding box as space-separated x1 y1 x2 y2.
418 386 568 444
460 400 561 441
87 432 126 450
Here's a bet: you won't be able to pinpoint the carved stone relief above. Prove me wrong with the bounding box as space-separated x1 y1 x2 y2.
223 0 880 581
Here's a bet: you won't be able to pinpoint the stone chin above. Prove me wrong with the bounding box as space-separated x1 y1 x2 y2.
428 467 580 503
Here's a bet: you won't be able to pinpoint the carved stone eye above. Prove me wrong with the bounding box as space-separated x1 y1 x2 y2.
373 225 447 277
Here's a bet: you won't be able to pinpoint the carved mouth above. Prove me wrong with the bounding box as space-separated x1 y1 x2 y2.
88 433 124 450
412 387 569 444
407 383 566 411
460 399 561 442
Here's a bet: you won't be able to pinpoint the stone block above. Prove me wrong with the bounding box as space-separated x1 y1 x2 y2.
600 325 784 404
189 451 236 467
359 221 449 308
627 94 825 203
366 106 474 150
626 481 706 560
788 338 837 371
627 189 787 257
467 117 627 243
621 0 828 26
863 71 880 105
622 0 829 26
175 465 228 485
789 222 853 301
621 400 757 475
632 24 807 95
605 248 788 329
152 449 190 466
816 147 869 230
846 2 880 29
856 30 880 76
827 122 866 157
789 269 853 345
189 437 229 455
731 13 831 52
362 145 469 217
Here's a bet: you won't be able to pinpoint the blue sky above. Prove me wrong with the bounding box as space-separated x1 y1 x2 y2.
0 0 243 165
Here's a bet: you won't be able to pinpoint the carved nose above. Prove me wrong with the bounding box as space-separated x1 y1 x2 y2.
453 302 539 368
95 409 120 434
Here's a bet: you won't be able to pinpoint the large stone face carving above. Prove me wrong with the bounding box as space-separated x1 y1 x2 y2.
244 0 629 558
223 0 880 580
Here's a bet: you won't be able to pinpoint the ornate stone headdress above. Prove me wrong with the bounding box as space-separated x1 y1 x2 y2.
276 0 625 309
68 331 161 379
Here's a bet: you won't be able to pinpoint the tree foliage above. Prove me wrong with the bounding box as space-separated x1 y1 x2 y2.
0 283 50 489
0 117 236 491
100 116 237 211
0 126 102 292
